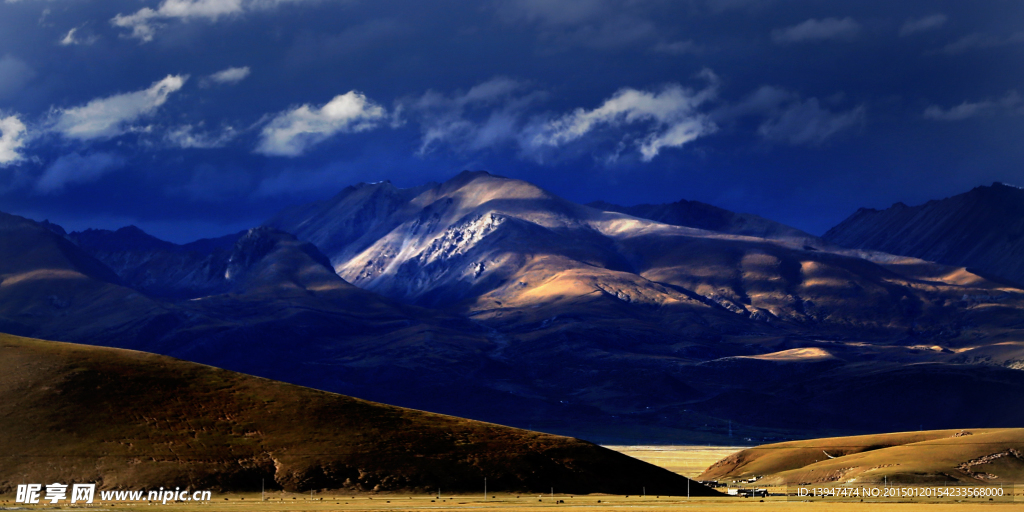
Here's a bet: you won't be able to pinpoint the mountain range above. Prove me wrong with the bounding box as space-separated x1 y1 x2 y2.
3 171 1024 443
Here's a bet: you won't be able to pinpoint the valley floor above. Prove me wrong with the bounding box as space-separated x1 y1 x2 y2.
3 446 1020 511
1 493 1020 511
603 445 749 478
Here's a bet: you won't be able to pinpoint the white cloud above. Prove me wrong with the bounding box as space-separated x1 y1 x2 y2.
771 17 860 44
255 91 388 156
59 27 79 45
923 91 1021 121
0 55 35 100
0 115 28 166
529 71 719 161
758 98 864 145
112 0 321 42
411 77 535 155
112 0 244 42
899 14 947 36
166 124 238 148
407 75 723 163
48 75 187 141
36 152 125 193
59 26 98 46
205 66 250 86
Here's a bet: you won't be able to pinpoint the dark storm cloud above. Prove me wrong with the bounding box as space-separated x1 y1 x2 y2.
757 99 865 146
36 152 125 194
940 31 1024 55
0 0 1021 241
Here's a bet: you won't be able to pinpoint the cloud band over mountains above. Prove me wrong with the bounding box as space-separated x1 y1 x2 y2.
0 0 1020 242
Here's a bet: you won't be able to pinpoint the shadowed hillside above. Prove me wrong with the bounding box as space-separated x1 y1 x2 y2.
68 226 241 298
0 333 718 496
824 182 1024 287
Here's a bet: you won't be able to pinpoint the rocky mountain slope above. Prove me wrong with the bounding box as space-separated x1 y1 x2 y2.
0 332 716 495
824 182 1024 287
267 171 1024 341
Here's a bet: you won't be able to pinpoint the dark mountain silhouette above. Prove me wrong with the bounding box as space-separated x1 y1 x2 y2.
824 182 1024 287
68 227 241 298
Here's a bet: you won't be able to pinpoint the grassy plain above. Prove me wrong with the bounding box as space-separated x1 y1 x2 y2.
604 445 748 478
2 491 1023 511
5 447 1021 510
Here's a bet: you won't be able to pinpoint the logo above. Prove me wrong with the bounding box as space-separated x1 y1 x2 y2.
16 483 94 504
15 483 211 504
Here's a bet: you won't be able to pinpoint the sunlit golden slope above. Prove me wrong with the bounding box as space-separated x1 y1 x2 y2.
700 429 1024 485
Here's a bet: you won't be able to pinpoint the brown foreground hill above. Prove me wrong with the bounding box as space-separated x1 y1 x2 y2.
0 333 717 496
699 428 1024 486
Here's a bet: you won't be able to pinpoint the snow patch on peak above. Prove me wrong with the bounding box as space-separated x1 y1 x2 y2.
414 212 507 267
994 181 1023 190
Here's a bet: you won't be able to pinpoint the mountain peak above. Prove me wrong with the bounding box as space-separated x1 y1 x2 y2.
456 169 494 179
354 179 395 189
224 226 343 294
39 219 67 236
991 181 1022 190
443 170 503 189
116 225 146 235
228 227 282 272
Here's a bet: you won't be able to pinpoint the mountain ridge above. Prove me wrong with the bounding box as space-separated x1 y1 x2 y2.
824 182 1024 286
587 198 817 242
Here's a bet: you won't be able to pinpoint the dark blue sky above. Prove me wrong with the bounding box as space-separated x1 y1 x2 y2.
1 0 1022 242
